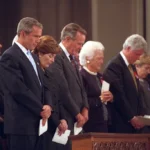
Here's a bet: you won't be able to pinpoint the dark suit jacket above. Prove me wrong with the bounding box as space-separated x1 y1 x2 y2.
0 43 52 135
44 69 67 134
103 54 143 133
47 50 88 131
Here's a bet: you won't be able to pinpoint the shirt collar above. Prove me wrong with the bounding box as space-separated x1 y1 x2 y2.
120 51 129 66
15 41 30 58
59 42 71 61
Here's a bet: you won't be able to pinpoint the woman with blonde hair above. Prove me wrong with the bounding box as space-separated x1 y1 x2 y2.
34 35 60 69
35 35 68 150
135 54 150 115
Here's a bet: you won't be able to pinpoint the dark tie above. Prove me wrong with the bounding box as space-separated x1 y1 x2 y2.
69 55 77 70
96 77 108 121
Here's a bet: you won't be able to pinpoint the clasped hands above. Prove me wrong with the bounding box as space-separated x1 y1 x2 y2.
40 105 52 126
130 116 144 129
100 91 113 104
76 107 88 128
58 119 68 136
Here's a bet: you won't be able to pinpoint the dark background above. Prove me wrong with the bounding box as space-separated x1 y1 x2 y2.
0 0 92 52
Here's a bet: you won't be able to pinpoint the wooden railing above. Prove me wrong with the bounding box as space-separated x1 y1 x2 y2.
70 133 150 150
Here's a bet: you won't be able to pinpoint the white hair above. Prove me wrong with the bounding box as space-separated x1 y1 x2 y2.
79 41 104 66
123 34 147 51
12 35 18 45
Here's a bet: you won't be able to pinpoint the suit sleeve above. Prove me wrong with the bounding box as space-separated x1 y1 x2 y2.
43 83 53 107
103 62 134 121
51 55 81 117
0 53 43 116
49 100 67 127
43 71 67 127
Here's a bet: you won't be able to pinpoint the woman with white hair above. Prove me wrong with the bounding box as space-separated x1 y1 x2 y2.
79 41 113 132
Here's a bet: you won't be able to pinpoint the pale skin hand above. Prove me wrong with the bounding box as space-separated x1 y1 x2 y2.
58 119 68 136
42 118 47 126
40 105 52 126
130 116 145 129
81 107 88 123
100 91 113 103
76 113 86 127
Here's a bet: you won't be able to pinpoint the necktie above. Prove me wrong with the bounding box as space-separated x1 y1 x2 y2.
69 55 78 71
128 64 138 90
27 50 41 85
96 77 108 121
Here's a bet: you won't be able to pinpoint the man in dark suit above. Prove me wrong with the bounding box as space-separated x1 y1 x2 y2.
0 17 52 150
103 34 147 133
46 23 89 150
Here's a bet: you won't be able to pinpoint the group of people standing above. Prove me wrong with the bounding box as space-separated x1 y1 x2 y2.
0 16 149 150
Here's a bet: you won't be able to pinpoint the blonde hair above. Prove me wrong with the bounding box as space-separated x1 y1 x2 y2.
34 35 60 55
134 54 150 66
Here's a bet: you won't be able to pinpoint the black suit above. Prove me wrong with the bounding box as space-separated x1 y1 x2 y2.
47 49 88 150
103 54 143 133
44 69 66 134
38 69 67 150
48 50 88 131
0 44 52 150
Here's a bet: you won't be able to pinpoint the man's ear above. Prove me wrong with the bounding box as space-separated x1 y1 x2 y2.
65 36 71 42
126 46 131 52
20 30 26 37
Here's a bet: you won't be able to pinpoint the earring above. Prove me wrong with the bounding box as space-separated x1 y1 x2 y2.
87 60 90 64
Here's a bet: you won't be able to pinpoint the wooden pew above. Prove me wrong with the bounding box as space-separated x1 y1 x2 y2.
70 133 150 150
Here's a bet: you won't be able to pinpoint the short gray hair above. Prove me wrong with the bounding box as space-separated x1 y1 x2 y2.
79 41 104 66
17 17 43 35
123 34 147 52
60 23 87 40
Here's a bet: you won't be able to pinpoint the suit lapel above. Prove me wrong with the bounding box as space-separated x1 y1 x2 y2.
118 54 138 94
61 51 82 88
32 53 43 86
73 57 84 85
15 45 41 88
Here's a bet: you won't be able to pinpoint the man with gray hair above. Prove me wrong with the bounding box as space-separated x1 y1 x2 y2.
0 17 52 150
103 34 147 133
46 23 89 150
